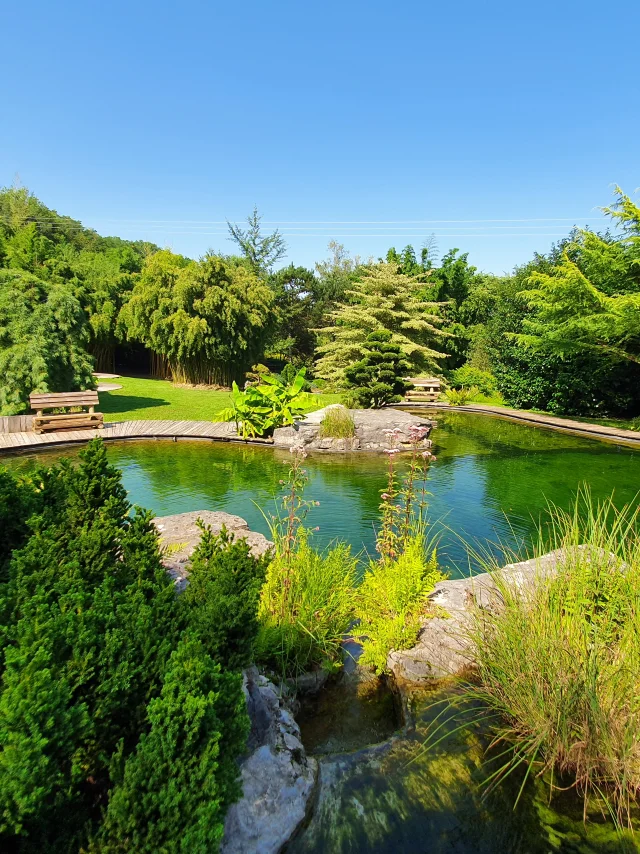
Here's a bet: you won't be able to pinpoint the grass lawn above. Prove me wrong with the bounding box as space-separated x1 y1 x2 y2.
99 376 341 423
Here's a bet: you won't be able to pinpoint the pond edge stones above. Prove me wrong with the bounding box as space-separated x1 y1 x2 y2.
221 667 317 854
272 405 434 452
387 549 577 683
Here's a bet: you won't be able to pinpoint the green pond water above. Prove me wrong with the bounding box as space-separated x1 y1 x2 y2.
290 687 639 854
3 411 639 574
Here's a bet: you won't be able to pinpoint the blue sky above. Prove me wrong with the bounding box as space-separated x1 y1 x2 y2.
1 0 638 274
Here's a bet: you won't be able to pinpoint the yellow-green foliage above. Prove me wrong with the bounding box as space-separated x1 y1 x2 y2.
256 531 358 676
318 407 356 439
445 386 479 406
355 535 443 673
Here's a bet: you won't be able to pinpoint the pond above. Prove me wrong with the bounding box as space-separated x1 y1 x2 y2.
4 411 639 574
3 410 640 851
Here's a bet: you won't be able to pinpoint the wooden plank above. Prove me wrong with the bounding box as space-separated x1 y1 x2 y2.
30 391 99 405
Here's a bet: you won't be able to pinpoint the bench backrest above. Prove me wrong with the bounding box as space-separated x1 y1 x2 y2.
30 391 100 411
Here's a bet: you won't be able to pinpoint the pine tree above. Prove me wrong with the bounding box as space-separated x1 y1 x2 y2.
181 525 270 671
0 440 181 851
314 262 447 385
344 330 413 408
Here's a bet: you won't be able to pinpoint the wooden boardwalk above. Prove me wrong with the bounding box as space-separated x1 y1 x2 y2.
0 420 237 452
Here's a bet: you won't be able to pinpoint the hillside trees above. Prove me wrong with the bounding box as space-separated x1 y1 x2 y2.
315 262 447 385
0 269 94 414
227 206 286 273
266 264 319 361
120 250 275 385
517 189 640 367
0 186 159 378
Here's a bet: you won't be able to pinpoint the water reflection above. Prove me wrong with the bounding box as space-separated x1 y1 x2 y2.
3 413 639 577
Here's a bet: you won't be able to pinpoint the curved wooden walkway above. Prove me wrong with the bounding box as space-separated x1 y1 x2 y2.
1 406 639 454
396 402 640 447
0 420 237 452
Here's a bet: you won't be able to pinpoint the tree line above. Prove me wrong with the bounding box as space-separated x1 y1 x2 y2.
1 185 638 417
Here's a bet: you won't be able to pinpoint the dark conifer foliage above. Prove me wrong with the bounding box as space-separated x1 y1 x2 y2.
344 330 413 408
0 439 263 853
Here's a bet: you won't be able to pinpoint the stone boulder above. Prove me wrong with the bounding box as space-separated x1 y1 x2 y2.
388 549 571 683
222 667 317 854
273 405 434 452
153 510 273 591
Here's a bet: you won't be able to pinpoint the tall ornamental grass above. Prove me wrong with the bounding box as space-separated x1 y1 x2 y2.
318 406 356 439
469 491 640 827
256 532 357 677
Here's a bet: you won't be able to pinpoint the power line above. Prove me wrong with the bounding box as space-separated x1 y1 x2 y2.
0 216 608 226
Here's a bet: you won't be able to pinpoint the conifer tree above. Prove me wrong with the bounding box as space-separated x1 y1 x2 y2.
95 639 248 854
344 330 413 408
314 262 446 385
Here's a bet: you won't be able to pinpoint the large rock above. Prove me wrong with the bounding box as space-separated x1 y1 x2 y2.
273 405 434 452
222 667 317 854
153 510 273 591
388 549 571 683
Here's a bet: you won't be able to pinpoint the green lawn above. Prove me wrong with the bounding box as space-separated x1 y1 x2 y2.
99 376 341 423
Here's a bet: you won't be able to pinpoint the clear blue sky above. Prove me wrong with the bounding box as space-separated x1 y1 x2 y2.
2 0 638 274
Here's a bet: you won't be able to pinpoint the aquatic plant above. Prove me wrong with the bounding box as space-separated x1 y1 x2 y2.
318 407 356 439
356 424 444 672
256 445 357 676
466 490 640 827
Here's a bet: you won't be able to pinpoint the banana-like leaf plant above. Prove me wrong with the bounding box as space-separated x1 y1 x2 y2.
217 367 308 438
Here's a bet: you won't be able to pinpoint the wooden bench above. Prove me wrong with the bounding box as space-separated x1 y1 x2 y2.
404 377 441 403
29 391 104 434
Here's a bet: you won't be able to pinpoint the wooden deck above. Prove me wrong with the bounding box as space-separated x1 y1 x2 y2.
0 420 237 452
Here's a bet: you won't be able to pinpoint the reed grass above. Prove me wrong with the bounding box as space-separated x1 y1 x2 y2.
256 530 358 677
318 407 356 439
466 490 640 827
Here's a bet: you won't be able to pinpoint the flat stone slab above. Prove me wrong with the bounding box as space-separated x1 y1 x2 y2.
153 510 272 590
274 406 435 452
96 382 122 391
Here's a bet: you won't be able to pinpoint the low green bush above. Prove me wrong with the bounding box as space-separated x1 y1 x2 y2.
318 407 356 439
339 390 360 409
256 532 357 677
181 524 270 670
355 535 443 672
94 639 248 854
0 440 255 852
448 365 496 396
466 491 640 826
445 386 479 405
